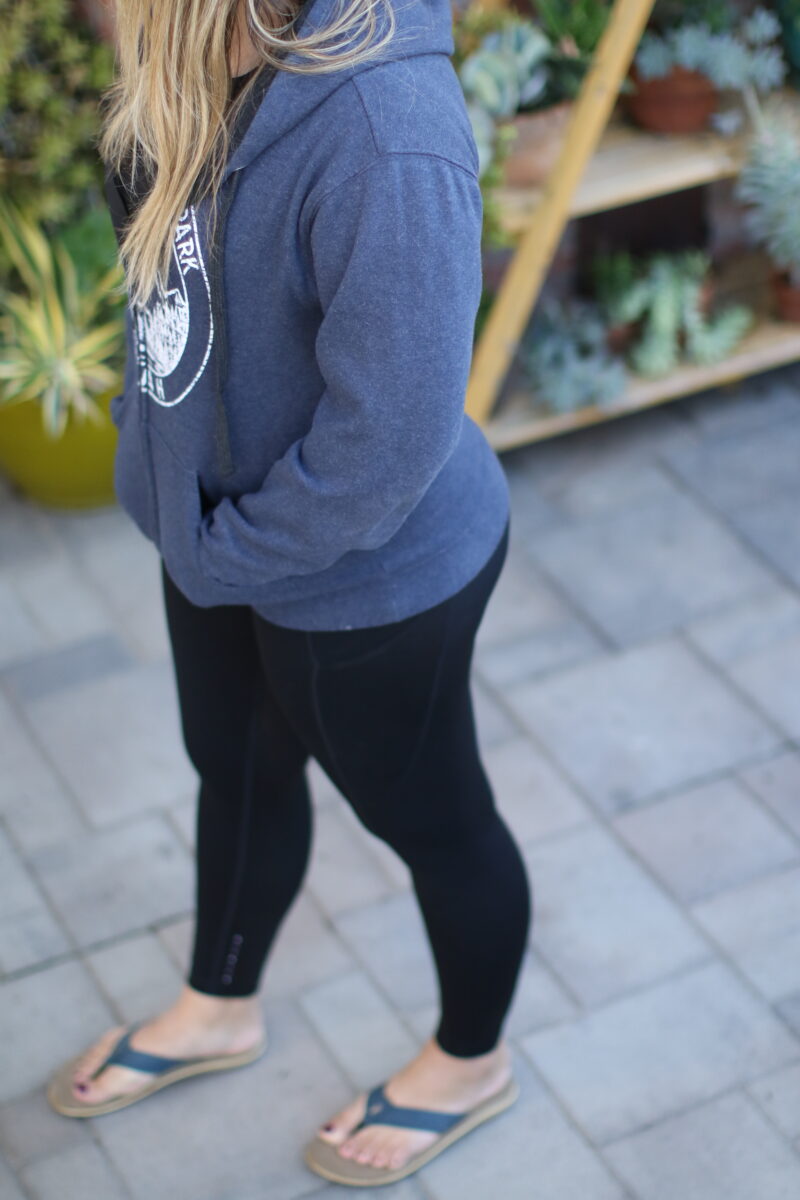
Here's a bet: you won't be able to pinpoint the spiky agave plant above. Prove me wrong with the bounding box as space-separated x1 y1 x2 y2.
0 199 125 436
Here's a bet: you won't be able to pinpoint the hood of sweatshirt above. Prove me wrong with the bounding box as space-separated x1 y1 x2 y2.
105 0 510 632
222 0 458 179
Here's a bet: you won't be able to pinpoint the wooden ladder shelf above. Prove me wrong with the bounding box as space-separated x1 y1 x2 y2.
466 0 800 450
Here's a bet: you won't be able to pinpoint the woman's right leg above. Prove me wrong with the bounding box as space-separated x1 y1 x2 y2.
69 564 313 1103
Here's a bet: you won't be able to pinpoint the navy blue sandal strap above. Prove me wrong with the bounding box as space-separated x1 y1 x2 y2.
352 1084 467 1135
91 1024 195 1079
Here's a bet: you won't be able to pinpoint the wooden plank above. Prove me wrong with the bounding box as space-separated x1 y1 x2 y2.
494 121 746 236
466 0 657 427
486 320 800 451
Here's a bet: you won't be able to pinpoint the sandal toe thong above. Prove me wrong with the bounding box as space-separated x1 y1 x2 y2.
47 1021 268 1119
304 1075 520 1187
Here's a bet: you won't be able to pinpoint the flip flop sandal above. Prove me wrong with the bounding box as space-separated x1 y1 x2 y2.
303 1075 520 1187
46 1021 268 1118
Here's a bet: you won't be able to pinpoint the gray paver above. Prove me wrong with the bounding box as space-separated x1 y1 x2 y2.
0 826 68 973
521 962 799 1143
528 490 769 646
24 661 195 826
299 968 419 1089
86 932 183 1023
687 586 800 667
29 816 193 946
0 960 112 1102
2 634 133 703
475 618 601 689
0 579 46 668
677 370 800 439
506 638 779 812
537 458 678 520
0 1091 89 1173
475 548 571 650
304 1182 424 1200
742 753 800 839
663 420 800 514
8 550 113 649
0 1159 25 1200
471 682 518 749
21 1143 130 1200
604 1091 800 1200
306 803 395 917
482 735 589 846
692 865 800 1001
421 1054 625 1200
405 948 577 1043
615 778 798 903
95 998 347 1200
335 894 437 1013
265 895 355 1000
724 632 800 739
523 824 707 1005
0 694 85 853
732 493 800 590
52 508 170 662
749 1062 800 1142
689 590 800 737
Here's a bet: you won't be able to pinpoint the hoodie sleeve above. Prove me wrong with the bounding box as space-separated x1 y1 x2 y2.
195 151 483 589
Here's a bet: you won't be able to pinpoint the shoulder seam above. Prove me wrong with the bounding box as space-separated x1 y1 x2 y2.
309 149 479 225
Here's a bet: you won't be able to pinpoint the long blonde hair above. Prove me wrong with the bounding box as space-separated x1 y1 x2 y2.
100 0 397 308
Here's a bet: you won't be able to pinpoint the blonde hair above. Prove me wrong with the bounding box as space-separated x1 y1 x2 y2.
99 0 397 308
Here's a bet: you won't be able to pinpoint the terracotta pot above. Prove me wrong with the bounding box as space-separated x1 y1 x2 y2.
772 269 800 322
501 102 574 188
627 66 717 135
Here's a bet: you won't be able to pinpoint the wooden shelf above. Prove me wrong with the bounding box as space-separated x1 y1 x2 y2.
494 120 747 238
486 319 800 451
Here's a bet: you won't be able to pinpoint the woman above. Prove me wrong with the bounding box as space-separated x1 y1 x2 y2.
47 0 532 1186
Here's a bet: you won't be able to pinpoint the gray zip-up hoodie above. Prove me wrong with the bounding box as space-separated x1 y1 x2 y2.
106 0 510 630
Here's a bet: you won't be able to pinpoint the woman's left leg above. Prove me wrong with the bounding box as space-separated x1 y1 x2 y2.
253 523 531 1169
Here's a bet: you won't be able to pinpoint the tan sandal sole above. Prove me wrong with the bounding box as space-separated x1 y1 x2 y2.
303 1076 520 1187
46 1034 268 1118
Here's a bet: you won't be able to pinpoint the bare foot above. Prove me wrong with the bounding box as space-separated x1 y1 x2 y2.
70 985 265 1106
316 1036 513 1171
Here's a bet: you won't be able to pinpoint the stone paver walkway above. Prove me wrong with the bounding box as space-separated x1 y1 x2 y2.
2 368 800 1200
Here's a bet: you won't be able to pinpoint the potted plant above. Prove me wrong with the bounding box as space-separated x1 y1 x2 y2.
593 249 753 377
736 113 800 322
0 200 126 507
774 1 800 88
518 300 628 414
629 6 785 134
458 13 595 188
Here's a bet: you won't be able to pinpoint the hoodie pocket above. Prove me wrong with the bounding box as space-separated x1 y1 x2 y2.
148 427 205 599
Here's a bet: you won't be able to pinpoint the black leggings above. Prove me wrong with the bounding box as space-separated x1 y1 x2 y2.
162 522 531 1058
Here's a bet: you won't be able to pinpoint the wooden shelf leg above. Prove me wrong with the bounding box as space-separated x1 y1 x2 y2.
466 0 656 426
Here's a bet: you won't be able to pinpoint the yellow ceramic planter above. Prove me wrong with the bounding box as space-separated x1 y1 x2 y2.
0 387 119 509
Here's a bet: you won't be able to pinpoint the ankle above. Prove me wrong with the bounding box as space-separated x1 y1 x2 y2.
170 984 262 1028
424 1036 510 1078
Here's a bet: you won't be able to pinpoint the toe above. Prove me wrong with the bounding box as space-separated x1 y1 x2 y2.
317 1094 368 1145
72 1026 125 1086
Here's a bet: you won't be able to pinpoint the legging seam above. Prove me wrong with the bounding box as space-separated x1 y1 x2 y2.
206 694 260 987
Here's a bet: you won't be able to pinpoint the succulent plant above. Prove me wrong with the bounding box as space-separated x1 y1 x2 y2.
459 22 553 122
737 114 800 287
635 7 785 94
0 199 125 436
518 300 627 414
593 251 752 378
